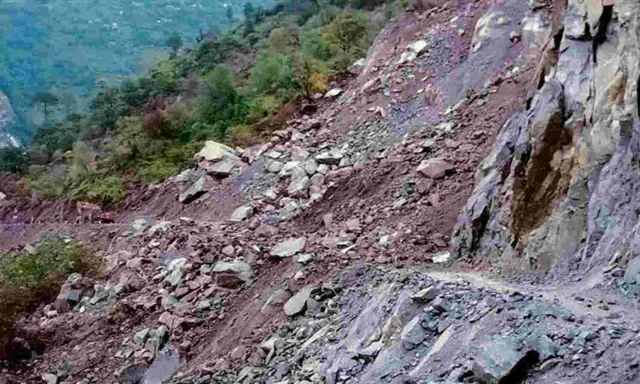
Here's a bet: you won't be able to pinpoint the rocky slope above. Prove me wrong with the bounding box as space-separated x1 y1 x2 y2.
2 0 640 383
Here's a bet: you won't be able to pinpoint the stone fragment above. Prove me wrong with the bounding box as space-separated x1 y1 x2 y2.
133 328 151 347
164 258 186 287
296 253 316 265
41 373 58 384
411 286 439 304
231 205 253 221
288 168 310 198
266 161 283 173
284 286 316 316
416 158 455 179
132 218 150 234
279 161 304 177
304 160 318 175
179 176 207 204
472 337 537 383
315 150 344 165
310 173 325 187
212 259 254 288
431 251 451 264
324 88 342 98
401 316 426 350
270 237 307 258
358 341 384 360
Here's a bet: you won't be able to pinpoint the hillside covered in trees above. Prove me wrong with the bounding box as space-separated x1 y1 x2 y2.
0 0 271 143
0 0 398 204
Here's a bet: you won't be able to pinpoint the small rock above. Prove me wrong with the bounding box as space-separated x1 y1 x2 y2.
266 161 284 173
212 259 254 288
324 88 342 98
231 205 253 221
284 286 316 316
315 150 344 165
41 373 58 384
179 176 207 204
401 316 426 350
133 328 151 347
296 253 316 265
411 286 439 304
271 237 307 258
416 158 455 179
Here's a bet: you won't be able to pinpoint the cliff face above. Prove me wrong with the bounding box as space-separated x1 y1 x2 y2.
0 91 18 147
453 0 640 282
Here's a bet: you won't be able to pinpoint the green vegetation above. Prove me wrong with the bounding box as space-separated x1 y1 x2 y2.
0 237 103 358
2 0 402 205
0 0 275 142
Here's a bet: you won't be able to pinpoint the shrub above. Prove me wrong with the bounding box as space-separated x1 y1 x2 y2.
301 29 331 60
69 174 125 205
229 124 259 147
152 61 179 93
0 237 102 360
0 148 30 173
27 166 67 199
251 54 295 94
69 142 90 180
197 67 249 139
143 100 171 138
248 94 283 120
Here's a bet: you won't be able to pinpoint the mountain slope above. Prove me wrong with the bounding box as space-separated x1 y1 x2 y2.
1 0 640 383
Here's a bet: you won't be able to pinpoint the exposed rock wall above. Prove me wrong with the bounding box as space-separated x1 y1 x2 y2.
453 0 640 281
0 91 18 147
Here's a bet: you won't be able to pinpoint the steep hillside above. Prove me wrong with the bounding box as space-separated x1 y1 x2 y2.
1 0 640 383
0 0 273 142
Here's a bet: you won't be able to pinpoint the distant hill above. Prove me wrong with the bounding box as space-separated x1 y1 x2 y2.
0 0 272 143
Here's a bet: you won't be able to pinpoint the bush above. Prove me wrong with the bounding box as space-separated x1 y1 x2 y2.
0 237 102 359
27 166 67 199
301 29 331 60
251 54 295 95
0 148 30 173
197 67 249 139
152 61 179 93
69 174 125 205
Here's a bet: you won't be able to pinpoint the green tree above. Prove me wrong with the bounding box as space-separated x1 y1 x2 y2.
194 66 248 139
226 6 234 23
243 2 254 19
266 27 300 55
33 91 59 124
166 33 183 57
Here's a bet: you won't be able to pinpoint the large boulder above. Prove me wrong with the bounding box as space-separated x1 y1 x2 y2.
195 141 242 177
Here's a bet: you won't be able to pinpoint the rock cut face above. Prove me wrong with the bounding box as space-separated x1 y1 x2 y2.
0 91 19 148
453 0 640 280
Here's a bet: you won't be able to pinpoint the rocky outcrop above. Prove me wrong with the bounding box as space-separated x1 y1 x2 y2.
453 0 640 280
0 91 19 148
